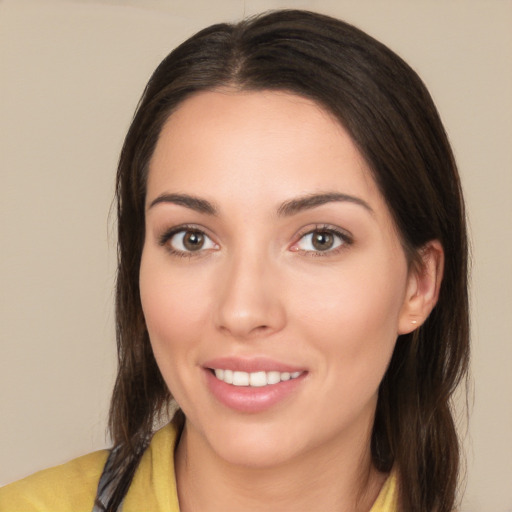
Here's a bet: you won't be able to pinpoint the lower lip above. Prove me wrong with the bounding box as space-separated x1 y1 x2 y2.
204 369 306 413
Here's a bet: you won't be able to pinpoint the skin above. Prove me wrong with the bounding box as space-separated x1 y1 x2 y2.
139 90 443 511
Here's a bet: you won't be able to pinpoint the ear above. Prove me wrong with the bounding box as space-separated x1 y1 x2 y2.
398 240 444 335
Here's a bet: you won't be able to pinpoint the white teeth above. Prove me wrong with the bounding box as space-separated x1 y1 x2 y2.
212 369 303 387
232 371 249 386
249 371 267 387
267 371 281 385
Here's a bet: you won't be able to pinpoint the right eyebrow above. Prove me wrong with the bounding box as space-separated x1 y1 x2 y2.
147 193 218 215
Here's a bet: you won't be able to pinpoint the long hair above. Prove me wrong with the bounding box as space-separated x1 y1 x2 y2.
106 10 469 511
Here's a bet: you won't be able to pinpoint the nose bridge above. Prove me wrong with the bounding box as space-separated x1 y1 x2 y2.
214 241 285 338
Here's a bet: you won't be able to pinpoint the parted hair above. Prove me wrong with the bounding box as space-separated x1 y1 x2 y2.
104 9 469 512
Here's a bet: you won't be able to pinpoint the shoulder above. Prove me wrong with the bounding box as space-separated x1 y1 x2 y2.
123 422 181 511
0 449 109 512
0 421 180 512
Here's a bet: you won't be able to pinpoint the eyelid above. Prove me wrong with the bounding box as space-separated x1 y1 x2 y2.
290 224 353 255
158 224 219 255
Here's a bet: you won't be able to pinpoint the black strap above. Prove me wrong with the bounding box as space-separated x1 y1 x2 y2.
92 446 124 512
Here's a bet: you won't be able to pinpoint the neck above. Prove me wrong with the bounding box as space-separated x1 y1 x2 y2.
175 419 387 512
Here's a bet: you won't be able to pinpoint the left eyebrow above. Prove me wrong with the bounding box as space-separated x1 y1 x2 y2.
277 192 374 217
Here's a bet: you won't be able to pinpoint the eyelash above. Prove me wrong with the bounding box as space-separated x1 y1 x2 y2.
157 224 353 258
158 224 215 259
292 224 353 257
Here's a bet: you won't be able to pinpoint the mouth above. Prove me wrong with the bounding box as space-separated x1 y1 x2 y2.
210 368 303 387
202 358 307 413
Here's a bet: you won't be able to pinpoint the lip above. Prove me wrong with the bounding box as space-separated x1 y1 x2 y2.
202 356 307 414
203 356 304 373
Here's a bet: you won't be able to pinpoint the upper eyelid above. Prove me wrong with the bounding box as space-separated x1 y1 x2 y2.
290 225 353 254
158 224 214 245
295 224 353 241
158 226 219 258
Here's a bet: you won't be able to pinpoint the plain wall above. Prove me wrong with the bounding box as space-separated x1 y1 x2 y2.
1 0 511 510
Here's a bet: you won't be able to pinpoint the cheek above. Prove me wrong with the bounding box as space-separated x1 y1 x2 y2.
297 256 406 334
293 253 408 377
139 251 212 369
139 253 218 414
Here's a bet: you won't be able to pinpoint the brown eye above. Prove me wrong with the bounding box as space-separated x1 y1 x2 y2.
166 228 217 254
183 231 204 251
311 231 335 251
293 228 348 254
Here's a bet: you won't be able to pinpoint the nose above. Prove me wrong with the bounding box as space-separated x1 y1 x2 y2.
213 250 286 340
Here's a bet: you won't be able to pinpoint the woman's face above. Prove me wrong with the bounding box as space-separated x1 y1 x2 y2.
140 90 416 468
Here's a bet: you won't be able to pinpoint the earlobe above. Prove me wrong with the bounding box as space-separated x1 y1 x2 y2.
398 240 444 335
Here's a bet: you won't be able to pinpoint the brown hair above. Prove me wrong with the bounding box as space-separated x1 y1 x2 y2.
105 10 469 511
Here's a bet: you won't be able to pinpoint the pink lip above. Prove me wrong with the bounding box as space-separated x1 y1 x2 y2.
203 356 304 373
202 356 307 414
204 369 306 413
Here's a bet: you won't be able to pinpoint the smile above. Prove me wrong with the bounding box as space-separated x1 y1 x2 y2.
212 369 303 387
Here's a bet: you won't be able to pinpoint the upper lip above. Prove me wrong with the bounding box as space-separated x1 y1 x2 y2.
203 356 305 373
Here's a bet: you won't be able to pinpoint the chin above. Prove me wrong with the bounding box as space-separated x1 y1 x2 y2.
212 434 301 469
192 413 308 469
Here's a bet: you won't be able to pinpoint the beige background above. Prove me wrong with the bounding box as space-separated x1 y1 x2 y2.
1 0 511 509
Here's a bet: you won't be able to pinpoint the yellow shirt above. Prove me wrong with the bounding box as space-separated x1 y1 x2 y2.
0 423 397 511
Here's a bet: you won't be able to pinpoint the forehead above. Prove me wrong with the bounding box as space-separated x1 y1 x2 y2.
147 89 383 213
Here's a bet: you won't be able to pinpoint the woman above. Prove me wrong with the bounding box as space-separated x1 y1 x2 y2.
0 9 469 512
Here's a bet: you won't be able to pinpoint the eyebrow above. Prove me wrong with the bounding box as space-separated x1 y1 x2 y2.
148 193 218 215
277 192 373 217
147 191 373 217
